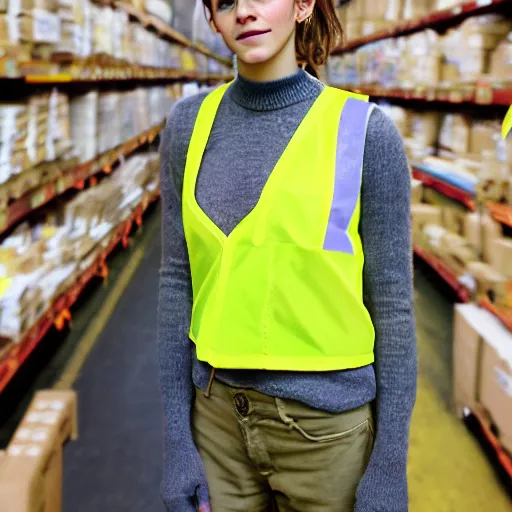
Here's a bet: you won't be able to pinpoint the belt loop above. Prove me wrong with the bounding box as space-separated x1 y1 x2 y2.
204 367 216 398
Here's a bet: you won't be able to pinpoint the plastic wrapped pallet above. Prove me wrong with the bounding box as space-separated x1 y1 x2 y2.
363 0 402 22
438 114 472 159
145 0 172 24
0 104 28 184
404 111 440 160
91 4 113 56
434 0 459 9
70 91 98 163
400 30 441 87
97 92 121 154
490 32 512 79
402 0 432 19
133 88 150 135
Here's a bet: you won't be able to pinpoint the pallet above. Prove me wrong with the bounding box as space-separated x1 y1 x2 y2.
457 403 512 483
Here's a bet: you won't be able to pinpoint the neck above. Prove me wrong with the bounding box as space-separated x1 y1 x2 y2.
236 32 298 82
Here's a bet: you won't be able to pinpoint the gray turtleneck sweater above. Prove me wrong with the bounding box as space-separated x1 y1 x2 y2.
157 69 417 512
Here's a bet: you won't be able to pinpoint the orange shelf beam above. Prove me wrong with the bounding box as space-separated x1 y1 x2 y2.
414 246 472 303
487 202 512 229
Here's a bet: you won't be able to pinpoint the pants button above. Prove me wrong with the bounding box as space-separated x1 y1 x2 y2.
234 394 250 417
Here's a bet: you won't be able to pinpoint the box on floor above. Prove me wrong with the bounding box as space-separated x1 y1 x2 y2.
0 390 77 512
453 304 512 454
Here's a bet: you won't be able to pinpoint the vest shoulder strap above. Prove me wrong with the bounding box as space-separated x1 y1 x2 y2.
183 82 232 196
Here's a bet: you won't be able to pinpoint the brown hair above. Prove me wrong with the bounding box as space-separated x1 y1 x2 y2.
202 0 343 78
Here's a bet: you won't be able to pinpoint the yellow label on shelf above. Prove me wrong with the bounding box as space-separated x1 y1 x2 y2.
502 105 512 140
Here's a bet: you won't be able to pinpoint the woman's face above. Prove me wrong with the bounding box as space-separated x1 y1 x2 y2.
210 0 306 66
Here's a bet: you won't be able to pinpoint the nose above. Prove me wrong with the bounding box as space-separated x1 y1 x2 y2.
235 0 256 24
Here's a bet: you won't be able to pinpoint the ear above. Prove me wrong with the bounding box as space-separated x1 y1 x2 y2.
296 0 316 23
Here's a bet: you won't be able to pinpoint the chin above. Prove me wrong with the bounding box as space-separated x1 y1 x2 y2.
237 49 275 65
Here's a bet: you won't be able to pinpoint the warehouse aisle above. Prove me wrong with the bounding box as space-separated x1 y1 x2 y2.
62 211 165 512
61 212 511 511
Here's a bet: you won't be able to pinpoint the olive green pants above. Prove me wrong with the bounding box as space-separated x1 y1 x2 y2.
192 380 374 512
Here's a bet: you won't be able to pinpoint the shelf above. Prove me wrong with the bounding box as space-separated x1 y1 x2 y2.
0 187 160 395
413 246 472 302
333 0 511 54
413 167 512 228
412 166 476 210
115 1 232 67
0 123 163 238
23 67 233 84
468 404 512 480
331 84 512 106
0 56 234 81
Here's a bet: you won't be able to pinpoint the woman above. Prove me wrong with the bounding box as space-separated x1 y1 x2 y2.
157 1 417 511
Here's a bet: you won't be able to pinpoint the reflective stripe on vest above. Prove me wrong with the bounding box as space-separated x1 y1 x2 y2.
183 84 376 372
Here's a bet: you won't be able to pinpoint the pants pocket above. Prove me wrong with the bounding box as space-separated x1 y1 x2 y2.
274 398 372 443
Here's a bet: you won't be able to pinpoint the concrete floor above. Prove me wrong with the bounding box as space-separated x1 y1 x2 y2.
1 207 511 510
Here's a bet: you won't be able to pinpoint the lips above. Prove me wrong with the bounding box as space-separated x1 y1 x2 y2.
236 29 271 41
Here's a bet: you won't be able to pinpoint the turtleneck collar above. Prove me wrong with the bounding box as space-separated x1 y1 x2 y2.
228 68 323 112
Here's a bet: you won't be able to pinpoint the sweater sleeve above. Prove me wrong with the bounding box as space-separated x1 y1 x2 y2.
157 96 210 511
355 107 418 512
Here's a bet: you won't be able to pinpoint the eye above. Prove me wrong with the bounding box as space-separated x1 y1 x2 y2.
216 0 235 11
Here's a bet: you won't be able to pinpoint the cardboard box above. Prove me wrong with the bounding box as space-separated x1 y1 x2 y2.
411 179 423 204
441 206 465 234
402 0 432 19
466 262 508 301
453 304 487 413
479 316 512 454
463 212 502 263
0 390 76 512
0 454 46 512
490 34 512 79
489 237 512 279
411 204 442 234
345 21 362 41
439 114 472 157
14 390 78 447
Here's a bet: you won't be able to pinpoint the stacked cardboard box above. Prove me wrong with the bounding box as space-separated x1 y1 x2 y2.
331 14 512 88
453 304 512 455
0 390 77 512
402 0 432 19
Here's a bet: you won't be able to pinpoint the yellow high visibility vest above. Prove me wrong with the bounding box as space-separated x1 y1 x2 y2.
183 83 375 371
